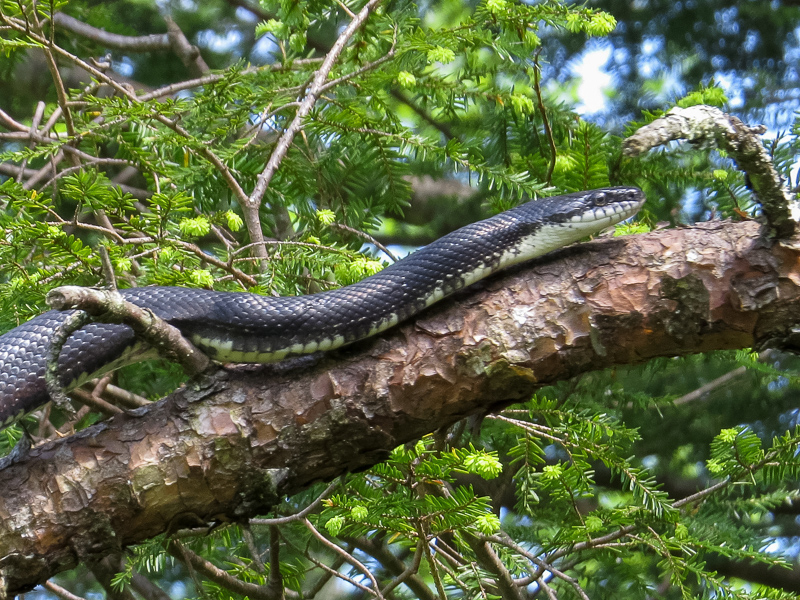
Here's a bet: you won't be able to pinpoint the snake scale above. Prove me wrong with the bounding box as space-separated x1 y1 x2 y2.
0 187 645 426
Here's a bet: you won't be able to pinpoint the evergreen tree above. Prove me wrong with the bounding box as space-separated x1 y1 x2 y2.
1 1 800 598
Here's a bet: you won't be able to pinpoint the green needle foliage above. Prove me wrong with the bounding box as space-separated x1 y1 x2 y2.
1 0 800 598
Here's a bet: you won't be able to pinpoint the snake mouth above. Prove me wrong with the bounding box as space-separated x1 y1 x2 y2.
568 191 645 233
555 188 645 232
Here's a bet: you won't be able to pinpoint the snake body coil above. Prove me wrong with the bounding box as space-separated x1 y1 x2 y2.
0 187 644 426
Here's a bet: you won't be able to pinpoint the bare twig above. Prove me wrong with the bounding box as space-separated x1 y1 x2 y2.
46 287 210 377
69 388 124 417
284 533 374 595
230 239 349 258
462 533 524 600
532 51 556 186
0 107 27 131
53 13 170 50
138 59 324 102
302 518 385 599
380 542 425 597
45 310 91 414
623 105 799 238
163 14 209 76
486 533 590 599
331 223 398 262
98 382 151 408
0 163 37 179
34 11 76 142
317 27 397 94
166 540 290 600
18 101 44 183
250 480 338 525
303 554 347 598
98 245 117 289
173 240 257 288
418 525 447 600
247 0 383 263
389 89 455 140
241 524 266 573
44 580 88 600
267 526 283 598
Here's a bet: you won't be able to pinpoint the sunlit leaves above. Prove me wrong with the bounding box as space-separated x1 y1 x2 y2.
426 45 456 65
255 19 288 39
333 255 385 286
319 437 502 541
459 447 503 479
677 81 729 109
224 210 243 232
178 216 212 239
396 70 416 88
314 209 336 225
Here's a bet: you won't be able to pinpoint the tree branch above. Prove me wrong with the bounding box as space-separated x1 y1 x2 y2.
246 0 382 262
4 221 800 593
165 540 283 600
52 13 170 51
46 286 210 377
163 15 209 76
623 105 799 238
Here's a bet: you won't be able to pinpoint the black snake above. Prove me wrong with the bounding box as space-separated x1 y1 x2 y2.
0 187 645 426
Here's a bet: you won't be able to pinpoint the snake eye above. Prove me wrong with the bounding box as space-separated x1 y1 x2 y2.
593 192 607 206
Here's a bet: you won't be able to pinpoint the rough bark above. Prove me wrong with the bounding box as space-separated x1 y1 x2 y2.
3 220 800 594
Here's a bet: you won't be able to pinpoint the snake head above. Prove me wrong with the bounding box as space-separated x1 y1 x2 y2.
523 187 645 229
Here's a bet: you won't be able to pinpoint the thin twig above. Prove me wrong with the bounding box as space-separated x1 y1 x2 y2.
331 223 398 262
69 388 125 417
138 59 324 102
164 14 209 76
418 524 447 600
45 311 91 414
380 542 424 596
0 107 27 131
532 50 556 186
166 540 288 600
35 9 76 141
317 27 397 95
43 580 88 600
267 525 283 596
302 518 385 599
230 239 350 258
247 0 383 262
53 13 170 51
99 382 151 408
98 245 117 289
487 533 589 598
251 480 338 525
283 534 374 596
241 524 266 573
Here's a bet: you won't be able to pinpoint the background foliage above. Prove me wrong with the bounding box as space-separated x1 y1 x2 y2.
2 0 800 598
